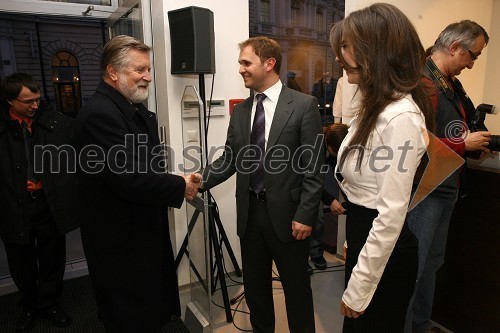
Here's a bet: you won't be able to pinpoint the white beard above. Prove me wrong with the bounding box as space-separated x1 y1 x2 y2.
117 73 149 103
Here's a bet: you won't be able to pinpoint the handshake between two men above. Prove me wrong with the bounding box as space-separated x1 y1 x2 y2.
183 173 203 201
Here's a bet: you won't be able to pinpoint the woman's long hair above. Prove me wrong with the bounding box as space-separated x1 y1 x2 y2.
330 3 434 168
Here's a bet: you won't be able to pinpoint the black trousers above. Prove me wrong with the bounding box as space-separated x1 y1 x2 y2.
3 194 66 312
343 203 418 333
240 195 315 333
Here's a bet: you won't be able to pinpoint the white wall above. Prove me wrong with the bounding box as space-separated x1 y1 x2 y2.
156 0 499 284
346 0 499 170
346 0 494 106
337 0 500 256
483 0 500 135
151 0 249 285
347 0 500 140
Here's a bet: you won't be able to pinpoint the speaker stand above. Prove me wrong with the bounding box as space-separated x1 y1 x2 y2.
175 74 242 323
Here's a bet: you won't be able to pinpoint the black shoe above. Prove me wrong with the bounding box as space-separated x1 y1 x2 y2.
307 263 314 275
311 256 327 270
42 308 71 327
16 310 36 332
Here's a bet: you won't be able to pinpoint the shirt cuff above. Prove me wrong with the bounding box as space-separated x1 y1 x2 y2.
342 273 378 312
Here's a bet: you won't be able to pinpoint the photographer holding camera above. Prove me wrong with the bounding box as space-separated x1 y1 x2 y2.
405 20 493 333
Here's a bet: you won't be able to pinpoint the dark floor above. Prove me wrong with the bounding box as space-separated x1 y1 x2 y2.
0 275 189 333
1 169 496 332
0 275 105 332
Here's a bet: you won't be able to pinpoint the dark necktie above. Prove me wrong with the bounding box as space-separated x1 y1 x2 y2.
21 121 38 183
250 93 266 194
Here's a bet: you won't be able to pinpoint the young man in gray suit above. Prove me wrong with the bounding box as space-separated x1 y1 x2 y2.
202 37 324 333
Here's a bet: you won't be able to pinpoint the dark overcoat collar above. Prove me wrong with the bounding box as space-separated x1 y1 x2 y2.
96 81 159 145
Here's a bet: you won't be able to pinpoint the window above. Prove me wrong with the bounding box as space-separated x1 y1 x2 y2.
260 0 270 23
291 2 300 28
249 0 345 125
316 7 324 33
51 51 82 117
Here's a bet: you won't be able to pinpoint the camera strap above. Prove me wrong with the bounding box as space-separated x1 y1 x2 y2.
425 58 454 99
425 58 468 121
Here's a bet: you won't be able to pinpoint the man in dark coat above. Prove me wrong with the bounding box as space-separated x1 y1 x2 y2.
0 73 77 331
75 35 201 333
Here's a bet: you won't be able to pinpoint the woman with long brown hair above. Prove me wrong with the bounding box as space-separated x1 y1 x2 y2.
330 3 434 332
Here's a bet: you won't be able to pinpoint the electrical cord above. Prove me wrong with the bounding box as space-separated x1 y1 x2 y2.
231 294 253 332
309 263 345 275
210 284 252 332
204 163 345 331
209 263 344 333
311 268 345 274
205 73 215 135
209 258 344 332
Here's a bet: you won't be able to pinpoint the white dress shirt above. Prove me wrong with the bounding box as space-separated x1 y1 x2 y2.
251 80 283 150
335 94 428 312
333 74 361 126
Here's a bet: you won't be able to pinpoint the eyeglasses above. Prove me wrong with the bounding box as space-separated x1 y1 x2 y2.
466 48 479 62
466 49 478 61
15 98 41 105
459 42 480 62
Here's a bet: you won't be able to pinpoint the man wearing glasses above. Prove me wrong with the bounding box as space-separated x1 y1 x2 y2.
0 73 77 332
405 21 492 333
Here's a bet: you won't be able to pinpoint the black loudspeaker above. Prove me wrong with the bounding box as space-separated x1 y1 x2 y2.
168 6 216 74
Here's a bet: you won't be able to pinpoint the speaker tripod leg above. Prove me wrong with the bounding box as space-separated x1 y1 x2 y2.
209 205 242 277
209 212 233 322
175 209 201 269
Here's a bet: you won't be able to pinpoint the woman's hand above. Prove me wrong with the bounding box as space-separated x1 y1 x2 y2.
340 300 364 318
330 199 346 215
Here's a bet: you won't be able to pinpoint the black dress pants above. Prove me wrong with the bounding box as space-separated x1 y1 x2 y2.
240 195 315 333
342 203 418 333
3 194 66 312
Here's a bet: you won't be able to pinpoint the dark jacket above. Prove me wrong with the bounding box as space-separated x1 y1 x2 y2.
423 59 473 196
203 85 324 243
0 99 78 244
75 81 186 333
321 153 337 206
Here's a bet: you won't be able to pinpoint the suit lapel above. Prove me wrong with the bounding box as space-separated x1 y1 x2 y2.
268 87 293 148
239 98 253 146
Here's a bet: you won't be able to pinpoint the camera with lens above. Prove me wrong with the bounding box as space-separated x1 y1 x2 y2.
468 104 499 157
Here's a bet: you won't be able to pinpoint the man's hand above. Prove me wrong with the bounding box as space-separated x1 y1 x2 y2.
465 131 491 153
291 221 312 240
340 300 364 318
183 173 202 201
330 199 346 215
189 173 203 184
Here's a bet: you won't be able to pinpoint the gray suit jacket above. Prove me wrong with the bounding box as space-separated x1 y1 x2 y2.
203 85 324 242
